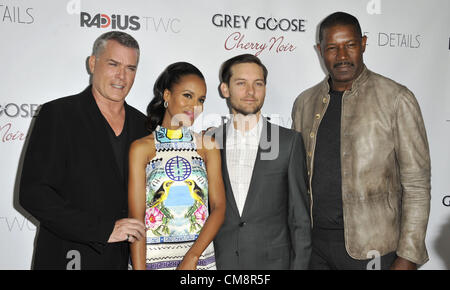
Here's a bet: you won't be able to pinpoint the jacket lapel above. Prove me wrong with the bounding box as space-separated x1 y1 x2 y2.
215 122 241 218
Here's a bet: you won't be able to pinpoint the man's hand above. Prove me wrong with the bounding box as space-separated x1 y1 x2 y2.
108 218 145 243
390 257 417 270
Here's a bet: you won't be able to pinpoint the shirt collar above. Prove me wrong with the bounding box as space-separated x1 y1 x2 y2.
226 114 263 145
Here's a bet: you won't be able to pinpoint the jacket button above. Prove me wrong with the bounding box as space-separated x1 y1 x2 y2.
239 222 246 227
322 97 328 103
310 132 315 138
315 113 321 119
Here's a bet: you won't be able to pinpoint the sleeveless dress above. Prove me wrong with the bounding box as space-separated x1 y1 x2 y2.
144 125 216 270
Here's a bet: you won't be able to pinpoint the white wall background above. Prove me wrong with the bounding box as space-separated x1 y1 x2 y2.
0 0 449 269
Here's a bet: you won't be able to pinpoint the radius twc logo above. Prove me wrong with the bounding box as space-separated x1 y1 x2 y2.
68 0 180 32
80 12 140 30
79 11 181 33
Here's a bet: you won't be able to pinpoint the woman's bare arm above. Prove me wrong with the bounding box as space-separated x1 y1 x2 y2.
128 137 153 270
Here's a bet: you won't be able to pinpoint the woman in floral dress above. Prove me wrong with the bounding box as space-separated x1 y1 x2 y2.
128 62 225 270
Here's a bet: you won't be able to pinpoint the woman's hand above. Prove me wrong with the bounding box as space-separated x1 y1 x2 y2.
177 251 199 270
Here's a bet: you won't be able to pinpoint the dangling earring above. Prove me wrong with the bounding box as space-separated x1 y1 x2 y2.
164 101 168 108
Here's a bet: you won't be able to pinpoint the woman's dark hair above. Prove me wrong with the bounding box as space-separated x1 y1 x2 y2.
146 62 205 132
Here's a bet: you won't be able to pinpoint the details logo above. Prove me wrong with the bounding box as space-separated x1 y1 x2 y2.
0 4 34 24
80 12 140 30
363 31 421 49
377 32 421 48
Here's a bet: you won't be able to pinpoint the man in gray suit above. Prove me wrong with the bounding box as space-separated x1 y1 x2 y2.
211 54 311 269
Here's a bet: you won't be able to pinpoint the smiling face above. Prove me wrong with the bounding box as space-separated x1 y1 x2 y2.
89 40 138 103
162 74 207 128
220 62 266 117
318 24 367 91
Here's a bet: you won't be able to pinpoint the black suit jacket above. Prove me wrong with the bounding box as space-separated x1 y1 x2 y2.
212 118 311 269
19 86 148 269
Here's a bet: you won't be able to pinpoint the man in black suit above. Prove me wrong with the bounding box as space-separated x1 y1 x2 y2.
19 31 147 269
211 54 311 269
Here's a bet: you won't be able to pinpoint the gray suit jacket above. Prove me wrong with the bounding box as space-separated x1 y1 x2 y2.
211 118 311 269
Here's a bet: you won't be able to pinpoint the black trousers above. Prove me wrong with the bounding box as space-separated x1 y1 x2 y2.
309 228 397 270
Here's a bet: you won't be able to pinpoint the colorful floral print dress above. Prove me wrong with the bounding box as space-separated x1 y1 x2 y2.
144 126 215 270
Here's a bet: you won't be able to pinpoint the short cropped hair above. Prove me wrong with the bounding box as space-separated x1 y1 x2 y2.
92 31 140 63
318 12 362 42
220 54 268 84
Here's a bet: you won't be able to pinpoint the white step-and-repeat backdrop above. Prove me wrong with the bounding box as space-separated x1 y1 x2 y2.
1 0 449 269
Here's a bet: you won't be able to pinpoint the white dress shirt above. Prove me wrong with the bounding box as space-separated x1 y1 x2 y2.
226 115 263 216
